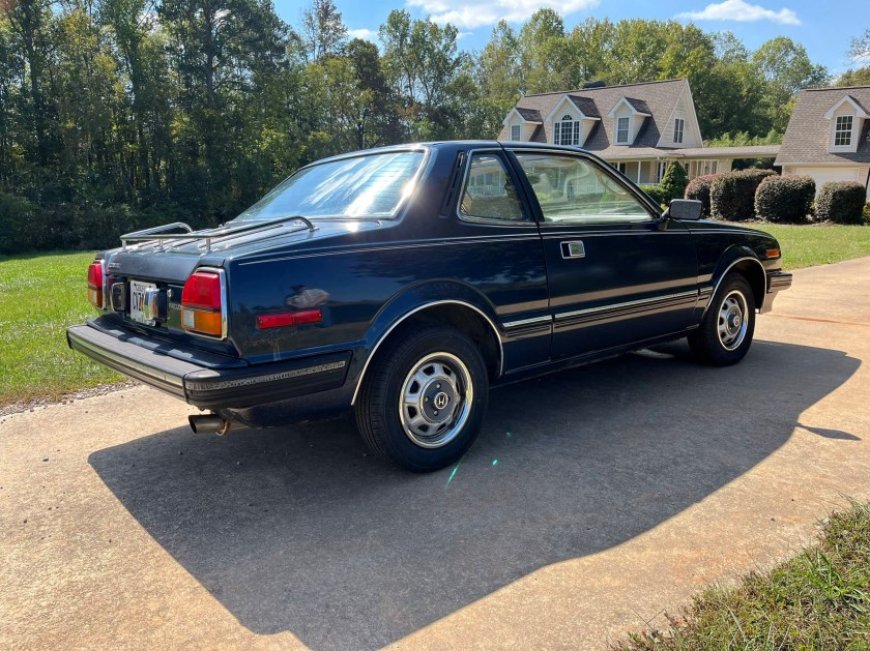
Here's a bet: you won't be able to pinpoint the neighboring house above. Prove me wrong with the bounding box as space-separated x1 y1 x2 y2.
500 78 779 185
776 86 870 199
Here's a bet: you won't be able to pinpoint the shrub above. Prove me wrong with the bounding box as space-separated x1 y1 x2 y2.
815 182 867 224
710 169 777 221
659 162 688 203
684 174 718 216
864 202 870 225
639 184 667 208
754 175 815 223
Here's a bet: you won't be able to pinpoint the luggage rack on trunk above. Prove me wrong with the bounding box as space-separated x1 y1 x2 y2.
120 216 318 253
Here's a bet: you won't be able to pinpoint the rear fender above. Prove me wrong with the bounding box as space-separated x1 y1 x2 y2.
349 281 504 405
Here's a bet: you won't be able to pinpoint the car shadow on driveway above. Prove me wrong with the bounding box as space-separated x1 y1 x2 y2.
89 340 860 650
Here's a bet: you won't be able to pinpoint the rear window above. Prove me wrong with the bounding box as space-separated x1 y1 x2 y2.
234 150 425 221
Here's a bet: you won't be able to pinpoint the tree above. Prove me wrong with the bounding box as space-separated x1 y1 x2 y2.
660 162 688 203
518 8 569 93
302 0 346 62
753 37 828 132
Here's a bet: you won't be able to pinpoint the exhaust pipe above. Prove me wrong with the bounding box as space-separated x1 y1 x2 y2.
189 413 231 436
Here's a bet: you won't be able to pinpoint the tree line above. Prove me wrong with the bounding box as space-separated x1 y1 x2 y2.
0 0 858 251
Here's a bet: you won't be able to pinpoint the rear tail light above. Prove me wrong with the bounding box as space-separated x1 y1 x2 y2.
87 261 104 309
181 270 225 338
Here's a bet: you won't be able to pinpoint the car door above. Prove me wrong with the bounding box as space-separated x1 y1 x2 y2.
453 148 551 371
509 149 699 359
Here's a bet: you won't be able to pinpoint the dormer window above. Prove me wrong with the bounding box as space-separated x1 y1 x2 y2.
554 115 580 146
673 118 684 144
616 117 630 144
834 115 853 146
511 124 521 141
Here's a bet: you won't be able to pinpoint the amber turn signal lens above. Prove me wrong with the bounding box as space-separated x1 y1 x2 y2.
765 248 781 259
181 307 223 337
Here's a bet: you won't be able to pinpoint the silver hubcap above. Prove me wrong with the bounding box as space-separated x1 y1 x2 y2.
398 352 473 449
717 290 749 351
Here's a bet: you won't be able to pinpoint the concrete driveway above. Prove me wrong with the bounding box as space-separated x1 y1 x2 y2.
2 258 869 651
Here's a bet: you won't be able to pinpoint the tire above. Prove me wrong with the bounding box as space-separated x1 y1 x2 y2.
688 272 756 366
354 325 489 472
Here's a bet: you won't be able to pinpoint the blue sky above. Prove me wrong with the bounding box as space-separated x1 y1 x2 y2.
272 0 866 76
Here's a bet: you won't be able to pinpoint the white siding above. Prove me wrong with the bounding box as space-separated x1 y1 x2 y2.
783 165 870 199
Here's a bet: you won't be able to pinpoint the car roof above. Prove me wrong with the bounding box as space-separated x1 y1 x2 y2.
314 140 593 164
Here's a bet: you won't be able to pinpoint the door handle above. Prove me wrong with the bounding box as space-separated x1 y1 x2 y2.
560 240 586 259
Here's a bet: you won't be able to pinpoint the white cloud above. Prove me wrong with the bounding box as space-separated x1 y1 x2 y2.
677 0 800 25
406 0 599 30
348 28 377 41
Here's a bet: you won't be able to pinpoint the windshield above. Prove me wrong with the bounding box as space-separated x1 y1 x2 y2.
234 150 425 221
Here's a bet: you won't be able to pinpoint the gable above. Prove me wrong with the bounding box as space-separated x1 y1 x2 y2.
777 87 870 165
510 79 690 152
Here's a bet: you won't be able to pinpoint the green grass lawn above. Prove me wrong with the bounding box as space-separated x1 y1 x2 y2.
739 222 870 271
0 251 121 405
615 501 870 650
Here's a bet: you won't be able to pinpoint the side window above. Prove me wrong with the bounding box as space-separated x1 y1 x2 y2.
459 153 525 223
514 153 652 225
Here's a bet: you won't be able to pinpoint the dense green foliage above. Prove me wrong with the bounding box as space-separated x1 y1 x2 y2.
615 500 870 651
639 184 667 208
0 1 832 252
754 175 815 223
683 175 716 216
816 182 868 225
710 169 776 221
659 162 688 204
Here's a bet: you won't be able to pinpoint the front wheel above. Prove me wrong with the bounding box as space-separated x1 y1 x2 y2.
688 273 756 366
354 326 489 472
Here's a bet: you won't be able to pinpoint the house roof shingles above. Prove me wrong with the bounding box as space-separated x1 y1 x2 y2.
775 86 870 166
515 107 543 122
509 78 688 156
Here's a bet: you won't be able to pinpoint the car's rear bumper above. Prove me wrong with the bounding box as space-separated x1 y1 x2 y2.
67 322 351 410
761 269 792 314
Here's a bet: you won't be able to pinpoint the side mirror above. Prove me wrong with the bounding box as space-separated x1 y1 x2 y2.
665 199 703 221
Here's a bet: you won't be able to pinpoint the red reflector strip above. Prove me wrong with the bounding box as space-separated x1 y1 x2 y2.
257 309 323 329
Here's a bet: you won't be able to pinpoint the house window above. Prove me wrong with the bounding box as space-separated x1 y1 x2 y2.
616 117 630 144
615 162 627 174
657 161 667 182
834 115 853 146
554 115 580 146
673 118 684 144
511 124 522 141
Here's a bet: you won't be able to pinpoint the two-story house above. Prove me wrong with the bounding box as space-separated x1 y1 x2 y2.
775 86 870 199
499 78 780 184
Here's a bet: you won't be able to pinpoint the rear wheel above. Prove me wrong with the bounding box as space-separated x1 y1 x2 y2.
689 273 756 366
354 326 489 472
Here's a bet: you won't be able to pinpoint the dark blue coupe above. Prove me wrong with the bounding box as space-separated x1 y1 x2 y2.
68 141 792 471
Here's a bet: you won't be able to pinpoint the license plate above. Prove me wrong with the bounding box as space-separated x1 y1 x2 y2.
129 280 158 324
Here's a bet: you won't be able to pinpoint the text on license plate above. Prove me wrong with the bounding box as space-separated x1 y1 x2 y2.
129 280 159 324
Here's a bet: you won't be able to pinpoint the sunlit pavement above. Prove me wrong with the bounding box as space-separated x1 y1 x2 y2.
2 257 869 651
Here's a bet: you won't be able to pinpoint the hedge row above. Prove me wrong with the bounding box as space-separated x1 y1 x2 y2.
754 175 815 223
684 174 717 216
710 169 777 221
0 193 203 254
683 171 868 224
816 182 866 225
